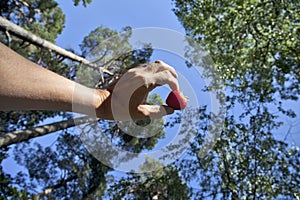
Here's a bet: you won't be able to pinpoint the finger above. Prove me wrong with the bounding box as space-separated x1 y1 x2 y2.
136 105 174 119
154 60 178 78
152 70 179 91
140 61 178 78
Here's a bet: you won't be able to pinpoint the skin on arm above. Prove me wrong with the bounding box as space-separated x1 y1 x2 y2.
0 42 178 120
0 42 104 116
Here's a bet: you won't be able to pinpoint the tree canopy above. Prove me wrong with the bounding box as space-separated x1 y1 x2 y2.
1 0 300 199
172 0 300 199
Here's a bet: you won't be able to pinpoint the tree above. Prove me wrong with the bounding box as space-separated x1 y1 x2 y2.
0 116 97 148
0 1 72 197
12 132 109 199
107 160 189 200
172 0 300 199
0 1 155 198
0 1 158 198
173 0 300 101
8 94 166 198
3 0 299 199
79 25 152 88
0 16 104 69
0 0 69 133
0 24 153 148
0 0 94 133
0 8 79 198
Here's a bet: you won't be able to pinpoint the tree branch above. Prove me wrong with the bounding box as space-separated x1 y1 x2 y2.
0 16 111 75
0 116 98 148
33 174 78 199
4 30 11 47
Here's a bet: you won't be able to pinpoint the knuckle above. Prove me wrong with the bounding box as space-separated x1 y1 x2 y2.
138 74 147 84
163 70 172 77
128 67 138 73
155 60 163 64
137 74 153 88
137 63 149 69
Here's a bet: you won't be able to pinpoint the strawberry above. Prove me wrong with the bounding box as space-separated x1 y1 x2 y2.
166 89 188 110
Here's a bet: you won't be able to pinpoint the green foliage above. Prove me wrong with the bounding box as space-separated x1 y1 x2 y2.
108 161 189 200
0 1 94 198
13 132 108 199
115 93 166 153
72 0 92 7
91 93 166 156
0 0 69 134
0 0 65 43
173 0 300 199
173 0 300 101
0 4 154 198
2 0 299 199
0 149 29 199
79 26 153 88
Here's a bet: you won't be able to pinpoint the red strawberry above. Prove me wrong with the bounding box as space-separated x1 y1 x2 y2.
166 89 188 110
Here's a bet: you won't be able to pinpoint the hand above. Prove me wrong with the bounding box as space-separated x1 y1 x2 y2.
95 60 179 120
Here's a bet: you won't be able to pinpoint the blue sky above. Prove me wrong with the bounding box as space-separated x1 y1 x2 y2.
56 0 185 51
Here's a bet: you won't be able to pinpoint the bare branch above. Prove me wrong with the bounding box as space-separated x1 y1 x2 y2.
0 16 112 75
0 116 98 148
4 30 11 47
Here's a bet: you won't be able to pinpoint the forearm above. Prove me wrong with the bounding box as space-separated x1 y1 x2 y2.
0 43 179 121
0 42 103 116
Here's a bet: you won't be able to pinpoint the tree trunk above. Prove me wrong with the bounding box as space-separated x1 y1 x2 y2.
0 116 98 148
0 16 111 74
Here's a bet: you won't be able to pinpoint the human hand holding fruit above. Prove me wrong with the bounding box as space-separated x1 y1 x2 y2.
95 60 181 120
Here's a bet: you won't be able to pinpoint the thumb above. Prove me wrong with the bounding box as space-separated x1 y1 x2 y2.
138 105 174 119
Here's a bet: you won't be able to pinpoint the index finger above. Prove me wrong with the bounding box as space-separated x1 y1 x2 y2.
154 60 178 78
153 70 179 91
